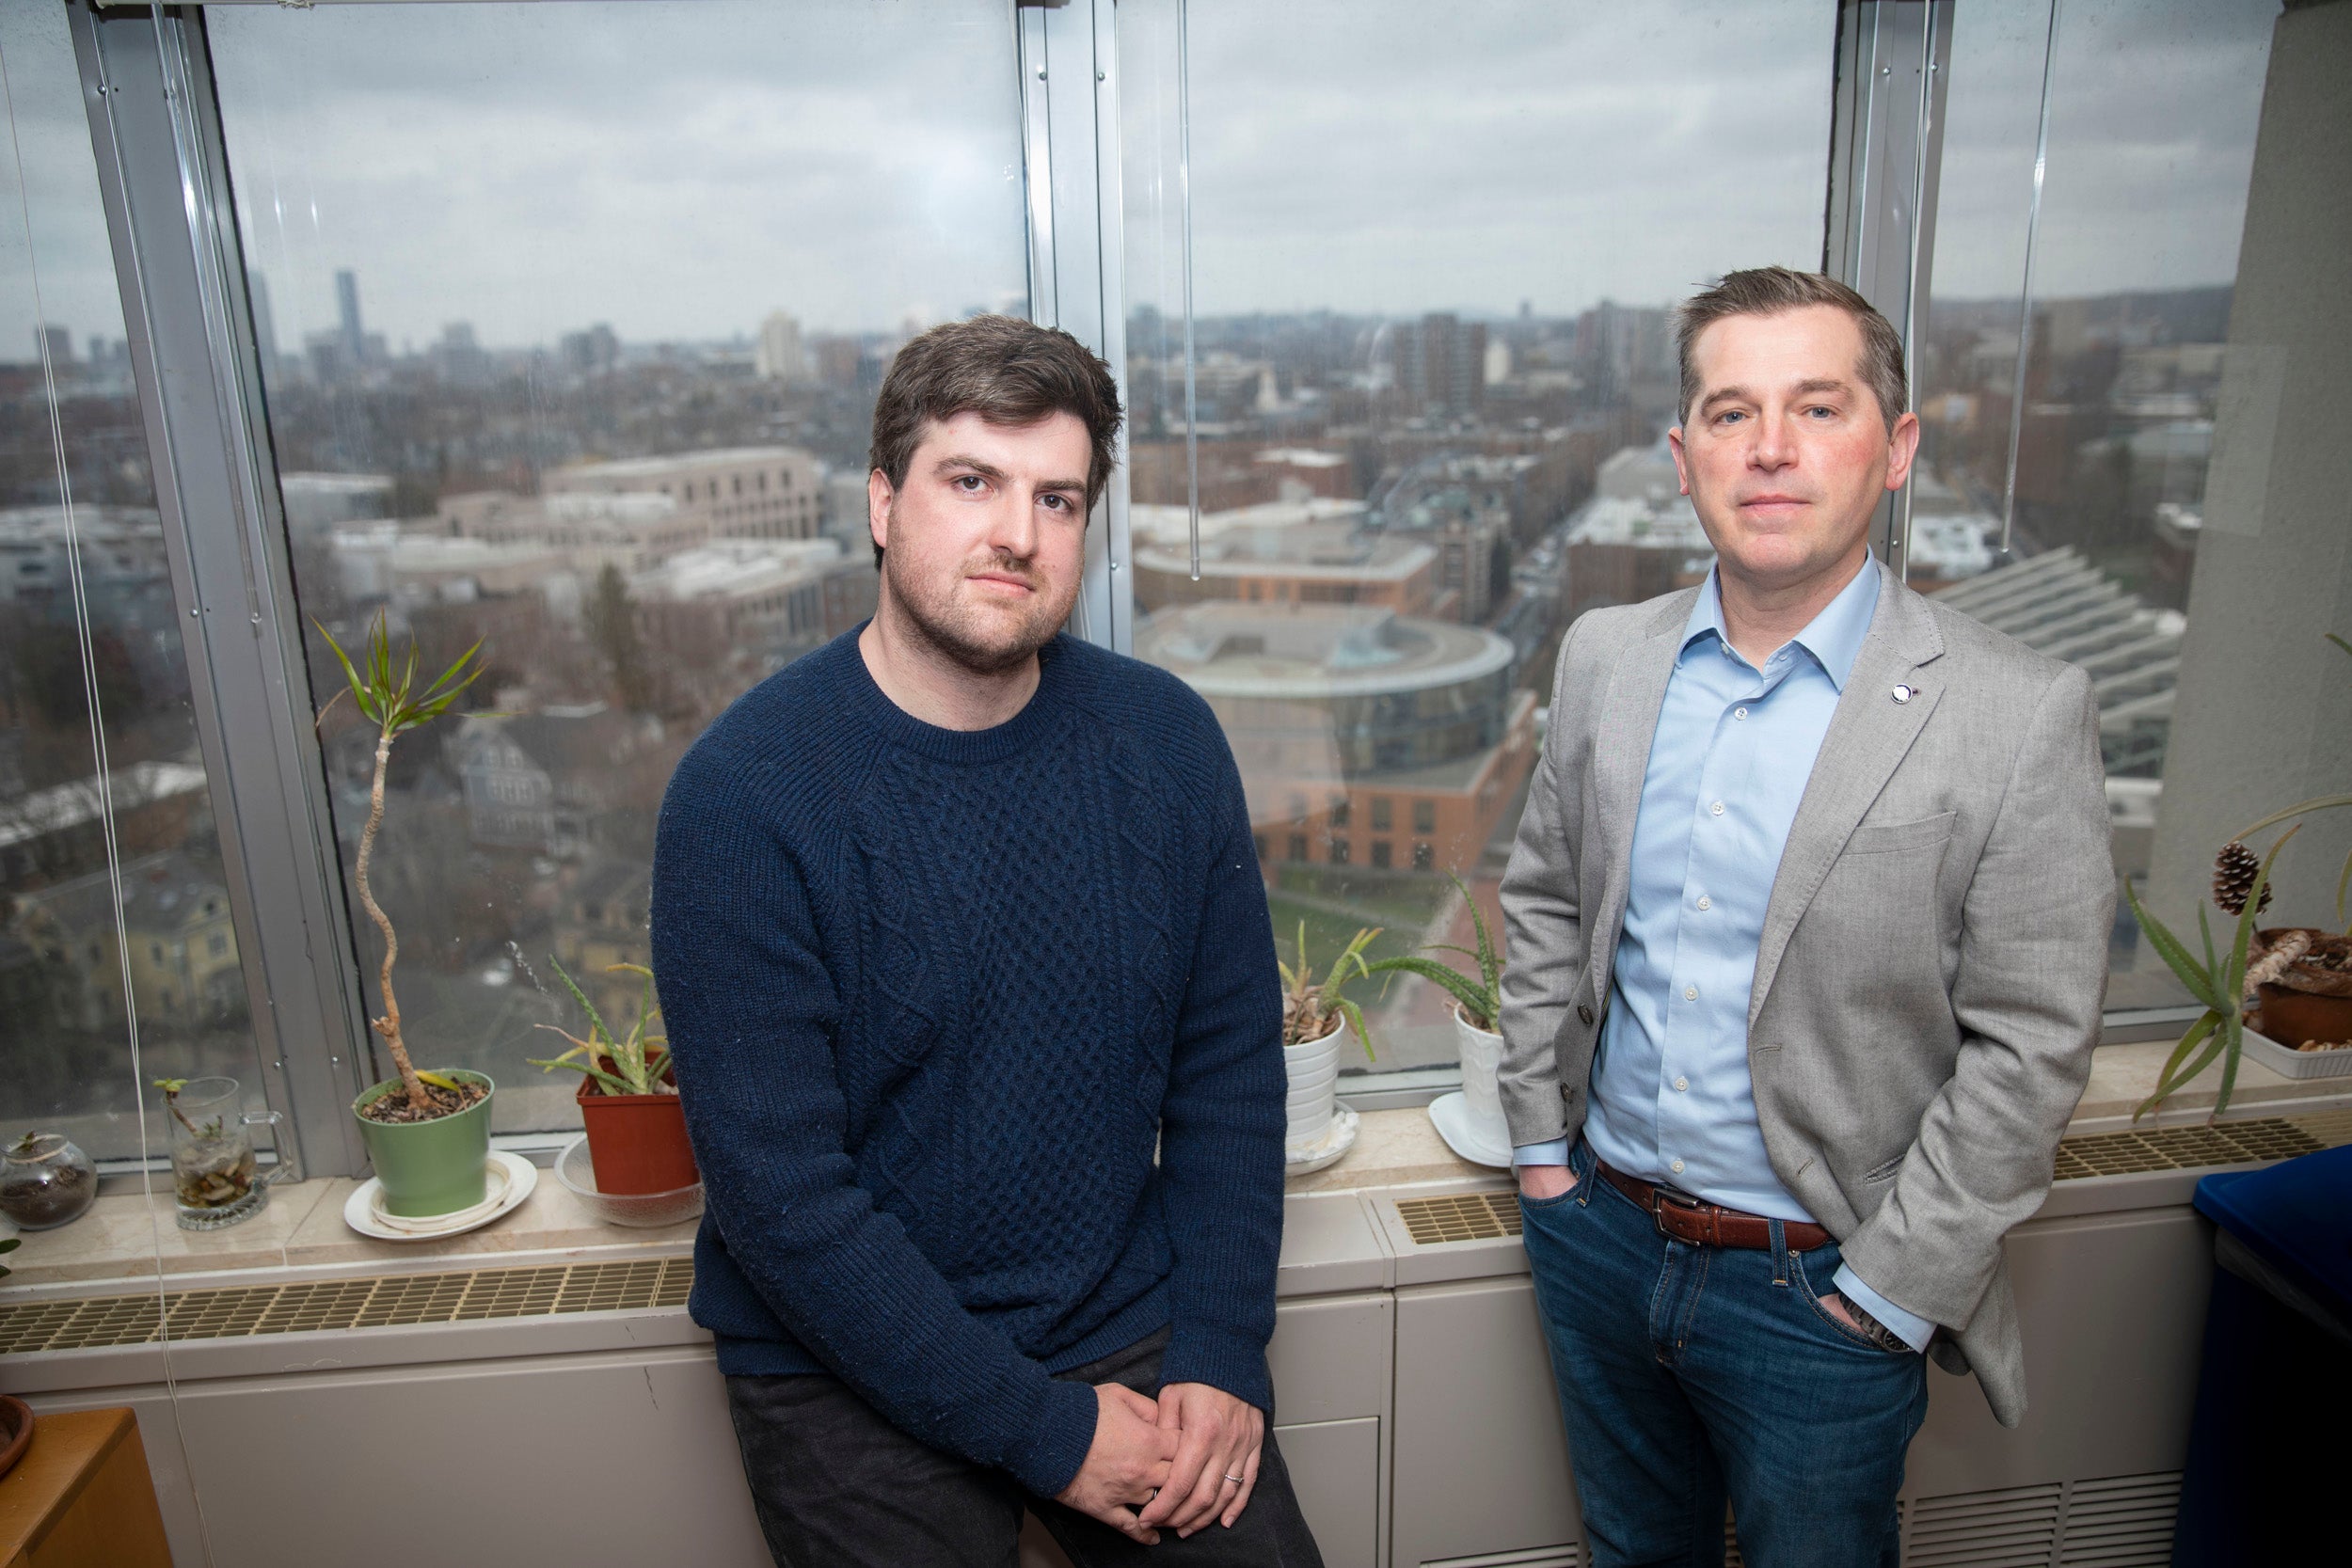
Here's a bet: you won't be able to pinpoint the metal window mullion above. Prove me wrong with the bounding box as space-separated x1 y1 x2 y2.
1826 1 1951 579
1018 0 1131 656
71 2 373 1178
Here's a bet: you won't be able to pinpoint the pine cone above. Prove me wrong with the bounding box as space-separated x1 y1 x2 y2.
2213 841 2272 916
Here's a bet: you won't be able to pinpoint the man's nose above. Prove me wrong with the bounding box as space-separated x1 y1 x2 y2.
987 490 1040 558
1747 416 1797 470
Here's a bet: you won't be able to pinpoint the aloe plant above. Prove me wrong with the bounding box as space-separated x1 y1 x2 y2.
528 958 672 1097
314 612 488 1113
1279 921 1381 1060
1366 874 1502 1032
2124 832 2292 1121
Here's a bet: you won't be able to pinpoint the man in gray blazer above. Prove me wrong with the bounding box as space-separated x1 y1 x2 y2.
1500 267 2112 1568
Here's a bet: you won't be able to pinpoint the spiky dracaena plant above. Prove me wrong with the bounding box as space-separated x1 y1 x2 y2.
528 959 672 1096
1279 922 1381 1061
315 612 488 1113
1366 874 1502 1032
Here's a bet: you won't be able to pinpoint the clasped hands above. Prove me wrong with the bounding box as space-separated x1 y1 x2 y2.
1056 1380 1263 1544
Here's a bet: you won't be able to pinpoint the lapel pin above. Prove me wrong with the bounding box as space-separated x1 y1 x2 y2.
1892 684 1914 704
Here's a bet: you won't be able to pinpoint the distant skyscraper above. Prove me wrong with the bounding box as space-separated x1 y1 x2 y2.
755 311 806 384
35 325 72 366
248 273 281 370
335 268 365 364
1391 313 1486 416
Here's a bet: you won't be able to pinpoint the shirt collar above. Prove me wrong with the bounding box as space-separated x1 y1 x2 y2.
1681 553 1882 691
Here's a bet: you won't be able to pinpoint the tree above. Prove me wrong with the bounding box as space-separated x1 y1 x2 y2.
586 563 653 713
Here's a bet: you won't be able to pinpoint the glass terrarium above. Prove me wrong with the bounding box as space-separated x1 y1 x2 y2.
160 1077 284 1230
0 1132 99 1231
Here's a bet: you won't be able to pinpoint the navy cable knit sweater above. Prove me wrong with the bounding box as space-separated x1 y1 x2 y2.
649 627 1286 1499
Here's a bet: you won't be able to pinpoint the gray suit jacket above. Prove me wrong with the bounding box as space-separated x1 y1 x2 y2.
1498 561 2113 1426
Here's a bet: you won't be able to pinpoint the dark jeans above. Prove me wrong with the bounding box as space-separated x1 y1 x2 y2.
724 1326 1327 1568
1520 1140 1929 1568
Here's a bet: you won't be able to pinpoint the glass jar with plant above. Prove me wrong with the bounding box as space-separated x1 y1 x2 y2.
2127 632 2352 1117
0 1132 98 1232
316 612 501 1216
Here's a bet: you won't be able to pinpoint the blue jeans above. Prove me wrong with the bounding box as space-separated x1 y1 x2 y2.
1519 1140 1928 1568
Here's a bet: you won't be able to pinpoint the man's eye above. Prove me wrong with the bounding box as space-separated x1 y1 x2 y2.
1715 410 1746 426
955 475 985 492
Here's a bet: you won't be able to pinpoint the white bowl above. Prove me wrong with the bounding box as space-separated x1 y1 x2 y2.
553 1135 706 1228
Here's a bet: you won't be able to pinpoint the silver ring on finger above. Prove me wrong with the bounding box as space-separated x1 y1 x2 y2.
1223 1472 1245 1485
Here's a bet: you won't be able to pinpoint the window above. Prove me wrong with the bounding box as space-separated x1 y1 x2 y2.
1288 834 1311 863
1329 839 1350 866
1327 795 1350 829
1372 841 1392 870
208 0 1028 1132
1122 0 1836 1069
1915 0 2285 1009
0 0 268 1170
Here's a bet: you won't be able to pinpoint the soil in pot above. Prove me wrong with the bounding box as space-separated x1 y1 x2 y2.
2252 928 2352 1048
173 1137 257 1212
357 1077 489 1124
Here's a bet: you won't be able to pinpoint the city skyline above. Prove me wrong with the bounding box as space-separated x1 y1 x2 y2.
3 2 2281 357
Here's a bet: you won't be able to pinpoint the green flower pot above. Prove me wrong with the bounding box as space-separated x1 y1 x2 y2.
352 1069 495 1217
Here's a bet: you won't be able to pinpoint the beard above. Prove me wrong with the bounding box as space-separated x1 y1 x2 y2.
881 540 1076 676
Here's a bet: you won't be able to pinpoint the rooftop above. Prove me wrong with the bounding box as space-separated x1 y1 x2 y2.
1134 520 1434 582
548 446 813 484
1137 602 1512 700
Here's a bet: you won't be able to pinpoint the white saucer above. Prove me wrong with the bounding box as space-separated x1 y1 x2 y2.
1285 1103 1359 1176
1427 1091 1514 1168
344 1150 538 1241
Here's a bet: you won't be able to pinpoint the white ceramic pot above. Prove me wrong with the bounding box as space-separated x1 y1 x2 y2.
1454 1005 1510 1149
1282 1016 1349 1146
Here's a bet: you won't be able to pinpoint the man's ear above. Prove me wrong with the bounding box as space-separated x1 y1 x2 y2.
1883 411 1922 494
866 467 893 553
1666 425 1691 497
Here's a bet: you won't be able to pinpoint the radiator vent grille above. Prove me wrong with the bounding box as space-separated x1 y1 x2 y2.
1896 1472 2181 1567
0 1258 691 1356
2050 1116 2325 1180
1394 1191 1522 1246
1420 1545 1581 1567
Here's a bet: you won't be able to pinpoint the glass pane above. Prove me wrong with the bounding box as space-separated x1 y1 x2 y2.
1919 0 2280 1008
1120 0 1836 1070
0 5 272 1184
209 0 1028 1131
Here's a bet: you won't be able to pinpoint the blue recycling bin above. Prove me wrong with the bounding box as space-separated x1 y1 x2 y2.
2172 1141 2352 1566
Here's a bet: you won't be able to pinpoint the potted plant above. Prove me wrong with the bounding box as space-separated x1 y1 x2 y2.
1368 875 1508 1154
1278 922 1379 1148
529 958 698 1195
317 613 498 1217
2126 633 2352 1116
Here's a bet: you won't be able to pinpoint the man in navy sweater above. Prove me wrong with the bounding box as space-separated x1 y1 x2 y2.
652 316 1319 1566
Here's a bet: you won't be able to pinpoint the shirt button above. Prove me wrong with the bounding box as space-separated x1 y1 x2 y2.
1683 986 1698 1002
1710 800 1724 816
1670 1159 1686 1175
1674 1076 1689 1092
1695 895 1711 911
1734 707 1748 721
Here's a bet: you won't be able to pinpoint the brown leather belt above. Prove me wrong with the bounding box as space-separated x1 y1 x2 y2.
1596 1159 1831 1251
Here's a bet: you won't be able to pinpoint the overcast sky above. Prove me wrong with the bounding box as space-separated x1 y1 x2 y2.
1 0 2281 359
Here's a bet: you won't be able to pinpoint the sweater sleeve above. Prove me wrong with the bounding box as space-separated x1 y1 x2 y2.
650 750 1100 1498
1152 750 1288 1413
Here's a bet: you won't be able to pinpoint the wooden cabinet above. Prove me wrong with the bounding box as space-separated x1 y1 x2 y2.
0 1408 172 1568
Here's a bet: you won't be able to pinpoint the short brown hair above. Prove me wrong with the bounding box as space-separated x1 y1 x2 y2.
1675 267 1906 431
866 315 1122 565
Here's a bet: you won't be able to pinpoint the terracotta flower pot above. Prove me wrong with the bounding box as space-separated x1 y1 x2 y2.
2253 927 2352 1049
576 1068 698 1196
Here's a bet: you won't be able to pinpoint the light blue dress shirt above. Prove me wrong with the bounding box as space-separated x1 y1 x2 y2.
1515 557 1932 1352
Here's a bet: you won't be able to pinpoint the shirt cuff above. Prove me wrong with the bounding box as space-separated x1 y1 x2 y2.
1832 1264 1934 1353
1513 1138 1571 1168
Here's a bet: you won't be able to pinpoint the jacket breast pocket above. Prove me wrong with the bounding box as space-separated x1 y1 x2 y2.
1842 811 1957 856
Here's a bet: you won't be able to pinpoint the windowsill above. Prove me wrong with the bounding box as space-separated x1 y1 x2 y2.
5 1039 2344 1295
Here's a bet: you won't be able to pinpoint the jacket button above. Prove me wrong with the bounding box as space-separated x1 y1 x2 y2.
1578 1005 1595 1025
1560 1085 1574 1101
